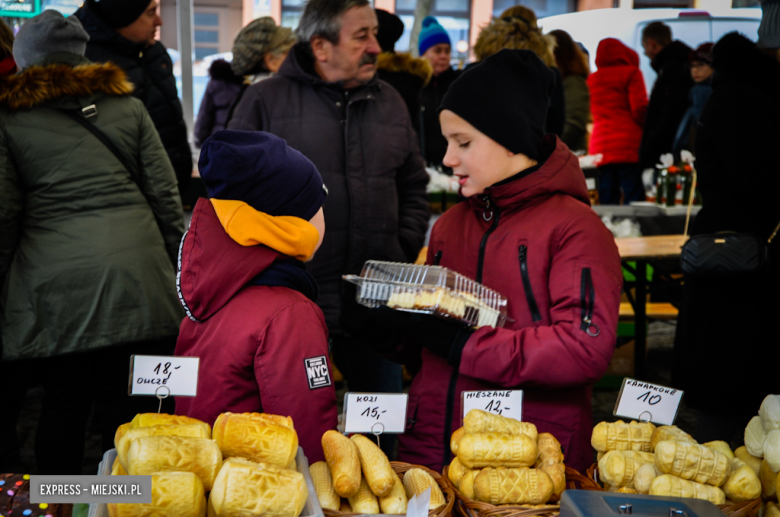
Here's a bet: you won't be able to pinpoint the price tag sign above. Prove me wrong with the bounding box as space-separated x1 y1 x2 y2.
462 390 523 422
344 393 408 434
613 378 684 425
129 355 200 397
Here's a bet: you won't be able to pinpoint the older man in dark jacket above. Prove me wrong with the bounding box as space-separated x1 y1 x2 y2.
75 0 192 193
638 22 692 168
229 0 429 452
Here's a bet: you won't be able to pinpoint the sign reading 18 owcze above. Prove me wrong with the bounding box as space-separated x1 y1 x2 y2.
613 378 684 425
129 355 200 397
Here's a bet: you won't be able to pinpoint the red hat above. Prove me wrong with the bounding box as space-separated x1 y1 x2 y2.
690 42 714 64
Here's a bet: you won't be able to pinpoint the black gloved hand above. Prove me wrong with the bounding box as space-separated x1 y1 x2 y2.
403 313 474 368
341 304 411 354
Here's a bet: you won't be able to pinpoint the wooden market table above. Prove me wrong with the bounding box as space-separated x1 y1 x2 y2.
615 235 689 378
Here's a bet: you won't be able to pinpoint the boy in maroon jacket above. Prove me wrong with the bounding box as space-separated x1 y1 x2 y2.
357 50 623 472
174 130 337 462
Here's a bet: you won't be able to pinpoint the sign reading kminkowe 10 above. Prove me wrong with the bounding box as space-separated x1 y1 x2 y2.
0 0 40 17
613 378 684 426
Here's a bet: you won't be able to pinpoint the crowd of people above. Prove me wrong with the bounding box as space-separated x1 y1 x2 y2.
0 0 778 477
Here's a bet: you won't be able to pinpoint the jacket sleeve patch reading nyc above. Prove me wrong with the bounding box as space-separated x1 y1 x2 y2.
305 356 332 390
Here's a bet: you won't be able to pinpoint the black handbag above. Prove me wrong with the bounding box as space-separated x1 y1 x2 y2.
680 170 780 277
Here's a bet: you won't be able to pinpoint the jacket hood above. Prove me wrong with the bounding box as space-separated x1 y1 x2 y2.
209 58 243 83
0 55 133 110
177 198 284 322
652 39 692 73
377 52 433 85
595 38 639 69
470 136 590 213
712 32 780 103
74 5 145 54
279 43 380 92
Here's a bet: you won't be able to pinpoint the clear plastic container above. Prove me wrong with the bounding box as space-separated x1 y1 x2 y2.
89 448 323 517
343 261 508 328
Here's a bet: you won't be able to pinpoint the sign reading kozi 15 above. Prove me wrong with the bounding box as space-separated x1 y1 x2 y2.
0 0 40 17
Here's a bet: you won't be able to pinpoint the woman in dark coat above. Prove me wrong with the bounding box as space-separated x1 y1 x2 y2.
0 11 184 474
673 31 780 442
194 59 244 147
550 29 590 152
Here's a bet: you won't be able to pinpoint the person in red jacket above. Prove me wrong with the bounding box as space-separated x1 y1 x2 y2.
588 38 648 205
174 130 337 463
358 49 622 473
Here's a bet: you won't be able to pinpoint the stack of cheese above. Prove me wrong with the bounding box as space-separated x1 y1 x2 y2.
110 412 307 517
592 420 761 505
311 431 445 514
447 410 565 506
742 394 780 507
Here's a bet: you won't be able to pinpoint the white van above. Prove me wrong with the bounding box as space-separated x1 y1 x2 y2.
539 8 761 91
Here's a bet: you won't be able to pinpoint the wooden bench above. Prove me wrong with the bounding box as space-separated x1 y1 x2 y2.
619 302 679 321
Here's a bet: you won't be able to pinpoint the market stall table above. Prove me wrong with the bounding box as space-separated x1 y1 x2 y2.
615 234 688 378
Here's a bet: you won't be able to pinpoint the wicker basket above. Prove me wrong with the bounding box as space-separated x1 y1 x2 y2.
585 464 761 517
323 461 455 517
442 465 599 517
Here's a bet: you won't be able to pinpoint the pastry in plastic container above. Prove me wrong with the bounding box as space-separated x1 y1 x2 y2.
343 261 508 328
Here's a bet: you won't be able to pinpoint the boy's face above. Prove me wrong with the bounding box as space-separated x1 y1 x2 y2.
306 207 326 263
440 109 536 198
690 60 713 83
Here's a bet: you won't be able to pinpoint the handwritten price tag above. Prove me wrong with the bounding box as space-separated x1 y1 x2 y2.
462 390 523 422
129 355 200 397
613 378 684 425
344 393 408 434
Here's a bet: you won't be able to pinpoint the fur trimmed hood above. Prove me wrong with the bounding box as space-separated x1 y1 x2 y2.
474 16 556 67
0 60 133 111
377 52 433 85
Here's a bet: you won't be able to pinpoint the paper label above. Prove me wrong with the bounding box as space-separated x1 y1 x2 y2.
613 378 684 425
129 355 199 397
406 487 431 517
343 393 408 434
462 390 523 422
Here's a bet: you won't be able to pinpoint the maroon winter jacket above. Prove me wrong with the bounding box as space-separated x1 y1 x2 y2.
174 199 338 462
396 137 622 473
588 38 648 166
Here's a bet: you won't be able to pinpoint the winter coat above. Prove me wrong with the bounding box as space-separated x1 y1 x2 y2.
589 38 648 166
0 54 185 361
672 78 712 154
639 40 693 168
228 44 430 336
377 52 432 136
673 33 780 414
561 74 590 152
74 5 193 193
394 136 623 473
194 59 244 147
421 67 461 166
174 199 338 463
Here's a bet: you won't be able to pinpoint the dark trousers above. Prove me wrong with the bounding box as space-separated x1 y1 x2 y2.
331 334 402 459
598 163 645 205
1 339 175 474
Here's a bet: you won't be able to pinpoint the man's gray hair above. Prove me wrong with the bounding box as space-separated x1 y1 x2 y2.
295 0 370 45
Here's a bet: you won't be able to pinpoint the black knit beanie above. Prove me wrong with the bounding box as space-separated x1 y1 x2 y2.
88 0 151 29
439 49 554 160
375 9 404 53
